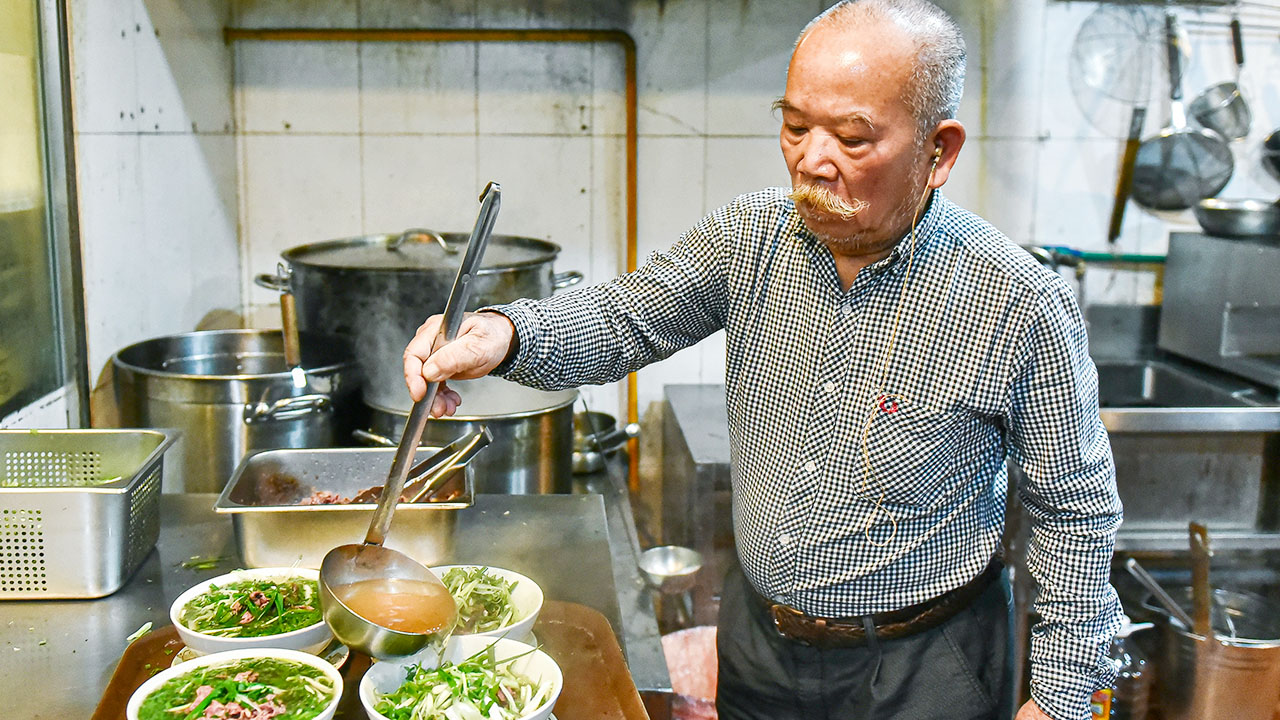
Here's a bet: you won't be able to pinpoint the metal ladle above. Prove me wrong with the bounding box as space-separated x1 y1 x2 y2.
1125 557 1195 629
319 182 502 659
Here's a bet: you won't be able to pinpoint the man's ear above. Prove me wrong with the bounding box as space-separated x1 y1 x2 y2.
927 120 966 189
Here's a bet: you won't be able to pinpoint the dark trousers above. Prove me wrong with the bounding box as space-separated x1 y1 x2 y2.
716 564 1014 720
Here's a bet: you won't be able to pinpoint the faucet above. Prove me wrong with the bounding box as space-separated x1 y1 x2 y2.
1021 246 1086 281
1022 246 1055 269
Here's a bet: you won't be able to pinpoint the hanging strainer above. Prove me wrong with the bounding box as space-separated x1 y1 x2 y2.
1189 16 1251 142
1069 4 1179 134
1131 12 1234 212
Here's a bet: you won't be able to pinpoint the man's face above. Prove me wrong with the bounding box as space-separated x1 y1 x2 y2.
779 20 931 256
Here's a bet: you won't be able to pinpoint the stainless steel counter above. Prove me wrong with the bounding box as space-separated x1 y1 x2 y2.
0 489 670 719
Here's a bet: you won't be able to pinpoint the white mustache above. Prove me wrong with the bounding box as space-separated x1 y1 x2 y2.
788 184 868 220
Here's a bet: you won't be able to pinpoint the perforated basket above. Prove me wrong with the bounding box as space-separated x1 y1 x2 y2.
0 429 177 599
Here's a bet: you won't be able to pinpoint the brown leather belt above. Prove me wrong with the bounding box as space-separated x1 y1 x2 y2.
753 558 1003 649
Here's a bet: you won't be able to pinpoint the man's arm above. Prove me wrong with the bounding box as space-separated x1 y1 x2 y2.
1006 281 1123 720
485 204 734 389
403 200 737 409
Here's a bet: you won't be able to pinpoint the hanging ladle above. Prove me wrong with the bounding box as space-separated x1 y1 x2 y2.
319 182 502 659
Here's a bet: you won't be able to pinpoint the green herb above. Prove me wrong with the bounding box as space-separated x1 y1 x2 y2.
127 622 153 643
442 567 521 634
180 555 229 571
373 644 551 720
180 575 321 638
137 657 335 720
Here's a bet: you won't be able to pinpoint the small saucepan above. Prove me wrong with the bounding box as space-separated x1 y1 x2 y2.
572 411 640 474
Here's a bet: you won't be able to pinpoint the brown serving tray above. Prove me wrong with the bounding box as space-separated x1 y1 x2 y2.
93 600 648 720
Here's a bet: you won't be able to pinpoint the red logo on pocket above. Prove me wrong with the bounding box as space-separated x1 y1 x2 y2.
877 395 900 413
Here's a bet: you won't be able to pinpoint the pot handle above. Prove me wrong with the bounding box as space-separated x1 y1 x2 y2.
243 394 331 423
588 422 641 453
390 228 455 254
552 270 584 290
255 272 290 292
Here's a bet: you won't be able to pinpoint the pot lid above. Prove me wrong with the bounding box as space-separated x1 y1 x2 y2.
283 231 561 272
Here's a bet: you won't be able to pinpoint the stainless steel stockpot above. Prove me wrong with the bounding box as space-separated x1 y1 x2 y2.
112 330 358 493
358 377 577 494
257 230 583 411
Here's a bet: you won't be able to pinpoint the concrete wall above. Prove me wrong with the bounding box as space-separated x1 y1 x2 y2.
69 0 1280 420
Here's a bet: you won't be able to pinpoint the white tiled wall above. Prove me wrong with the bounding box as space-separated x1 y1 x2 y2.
69 0 238 385
70 0 1280 421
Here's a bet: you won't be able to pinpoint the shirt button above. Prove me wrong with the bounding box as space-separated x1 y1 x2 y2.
778 533 792 545
840 304 853 316
803 460 817 472
823 381 837 393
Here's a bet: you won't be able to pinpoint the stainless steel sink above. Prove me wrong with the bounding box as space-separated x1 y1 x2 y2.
1095 359 1280 433
1091 358 1280 533
1098 359 1276 408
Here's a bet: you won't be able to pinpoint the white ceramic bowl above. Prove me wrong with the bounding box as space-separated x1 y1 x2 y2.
431 564 543 643
361 635 562 720
171 567 332 655
127 647 343 720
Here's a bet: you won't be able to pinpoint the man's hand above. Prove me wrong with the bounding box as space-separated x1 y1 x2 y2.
403 311 516 416
1015 698 1055 720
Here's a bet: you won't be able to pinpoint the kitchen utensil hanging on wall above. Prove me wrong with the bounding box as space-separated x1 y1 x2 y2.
1107 106 1147 245
1068 4 1171 134
1130 12 1234 212
1262 128 1280 182
1189 11 1252 142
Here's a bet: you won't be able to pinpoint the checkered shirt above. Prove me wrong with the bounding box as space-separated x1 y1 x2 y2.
491 188 1123 720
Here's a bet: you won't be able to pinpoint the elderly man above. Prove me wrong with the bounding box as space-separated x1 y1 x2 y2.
403 2 1122 719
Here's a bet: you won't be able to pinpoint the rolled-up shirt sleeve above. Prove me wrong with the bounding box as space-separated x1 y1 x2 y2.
485 201 733 390
1006 281 1123 720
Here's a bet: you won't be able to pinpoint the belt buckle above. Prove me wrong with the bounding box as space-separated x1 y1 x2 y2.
769 603 794 634
769 602 815 644
769 603 790 633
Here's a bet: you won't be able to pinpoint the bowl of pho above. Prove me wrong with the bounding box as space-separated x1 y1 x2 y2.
127 647 342 720
361 635 561 720
172 567 332 655
432 565 543 643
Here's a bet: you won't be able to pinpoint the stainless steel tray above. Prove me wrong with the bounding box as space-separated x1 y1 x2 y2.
214 446 473 569
0 428 178 599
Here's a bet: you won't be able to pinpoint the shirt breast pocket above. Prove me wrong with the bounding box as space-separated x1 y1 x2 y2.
860 394 964 509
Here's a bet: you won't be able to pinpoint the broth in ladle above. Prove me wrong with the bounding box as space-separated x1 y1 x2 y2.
334 577 456 635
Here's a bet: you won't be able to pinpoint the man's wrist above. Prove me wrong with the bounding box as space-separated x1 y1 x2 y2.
478 310 519 374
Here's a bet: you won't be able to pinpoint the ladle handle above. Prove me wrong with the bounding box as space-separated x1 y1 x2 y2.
1124 557 1195 629
1189 521 1213 637
1166 12 1184 103
1230 16 1244 71
363 182 502 548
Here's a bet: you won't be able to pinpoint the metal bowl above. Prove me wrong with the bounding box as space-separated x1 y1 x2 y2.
1193 198 1280 239
638 545 703 594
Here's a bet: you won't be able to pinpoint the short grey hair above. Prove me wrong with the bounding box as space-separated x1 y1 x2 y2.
798 0 966 144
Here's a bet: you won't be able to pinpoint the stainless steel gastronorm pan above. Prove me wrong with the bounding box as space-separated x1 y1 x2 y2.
214 446 473 569
0 429 178 599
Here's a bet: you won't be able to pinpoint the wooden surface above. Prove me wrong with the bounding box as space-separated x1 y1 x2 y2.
93 600 648 720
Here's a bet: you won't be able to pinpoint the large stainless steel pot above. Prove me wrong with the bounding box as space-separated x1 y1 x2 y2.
256 230 582 410
357 377 576 494
112 330 358 493
1154 588 1280 720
